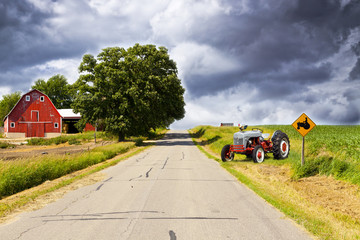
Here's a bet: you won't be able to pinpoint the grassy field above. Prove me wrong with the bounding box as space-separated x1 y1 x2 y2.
190 125 360 240
190 125 360 183
0 142 135 198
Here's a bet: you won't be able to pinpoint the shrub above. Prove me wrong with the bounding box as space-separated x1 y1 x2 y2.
68 139 80 145
27 138 47 145
135 138 144 146
0 142 15 149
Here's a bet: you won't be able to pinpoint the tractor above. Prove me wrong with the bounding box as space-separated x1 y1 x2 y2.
221 125 290 163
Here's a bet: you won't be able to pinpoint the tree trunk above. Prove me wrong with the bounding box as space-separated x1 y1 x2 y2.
118 133 125 142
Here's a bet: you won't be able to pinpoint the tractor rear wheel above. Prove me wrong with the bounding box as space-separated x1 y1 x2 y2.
221 145 234 162
252 145 265 163
272 131 290 159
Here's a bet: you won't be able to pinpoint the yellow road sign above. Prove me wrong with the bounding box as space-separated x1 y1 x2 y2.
292 113 316 137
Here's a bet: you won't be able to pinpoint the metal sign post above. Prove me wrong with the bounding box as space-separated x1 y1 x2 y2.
292 113 316 166
301 136 305 166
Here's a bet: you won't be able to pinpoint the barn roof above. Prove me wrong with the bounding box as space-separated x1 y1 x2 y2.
3 89 60 121
58 109 81 119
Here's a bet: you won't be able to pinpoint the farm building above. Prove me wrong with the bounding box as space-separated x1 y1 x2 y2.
3 89 95 138
58 109 95 133
3 89 62 138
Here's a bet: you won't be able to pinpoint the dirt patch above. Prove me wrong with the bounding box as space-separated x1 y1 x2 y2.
245 163 360 222
291 175 360 219
0 141 115 161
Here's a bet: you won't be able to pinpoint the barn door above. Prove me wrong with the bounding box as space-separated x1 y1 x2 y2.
26 123 32 137
26 123 44 137
31 111 39 121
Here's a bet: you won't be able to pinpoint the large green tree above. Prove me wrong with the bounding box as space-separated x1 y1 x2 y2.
0 91 22 127
32 74 74 108
72 44 185 140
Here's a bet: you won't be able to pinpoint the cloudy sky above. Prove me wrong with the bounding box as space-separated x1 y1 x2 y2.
0 0 359 128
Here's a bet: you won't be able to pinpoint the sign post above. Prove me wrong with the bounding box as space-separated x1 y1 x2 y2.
292 113 316 166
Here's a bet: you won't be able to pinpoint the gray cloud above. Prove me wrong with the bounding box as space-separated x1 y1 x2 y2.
349 58 360 80
0 0 359 126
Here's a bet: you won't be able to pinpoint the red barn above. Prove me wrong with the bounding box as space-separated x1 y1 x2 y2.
3 89 62 138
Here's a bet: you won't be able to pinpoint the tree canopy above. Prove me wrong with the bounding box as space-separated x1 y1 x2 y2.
0 91 21 127
72 44 185 140
32 74 74 108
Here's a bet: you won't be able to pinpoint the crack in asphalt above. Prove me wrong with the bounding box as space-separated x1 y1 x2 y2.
14 218 49 240
104 177 113 182
96 177 113 191
129 175 142 181
41 216 239 222
146 168 153 178
136 152 149 162
96 183 104 191
162 157 169 169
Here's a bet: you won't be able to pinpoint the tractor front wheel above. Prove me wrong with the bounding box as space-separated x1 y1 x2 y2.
252 145 265 163
221 145 234 162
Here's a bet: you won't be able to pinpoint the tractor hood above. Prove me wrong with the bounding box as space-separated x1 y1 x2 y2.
233 130 262 147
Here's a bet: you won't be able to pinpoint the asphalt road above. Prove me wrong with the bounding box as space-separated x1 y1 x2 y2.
0 130 313 240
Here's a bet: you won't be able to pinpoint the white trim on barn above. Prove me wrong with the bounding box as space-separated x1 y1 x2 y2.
57 109 81 119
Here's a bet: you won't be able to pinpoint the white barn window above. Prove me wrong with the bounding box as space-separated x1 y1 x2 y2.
54 122 59 128
40 96 44 102
10 122 15 128
26 95 30 101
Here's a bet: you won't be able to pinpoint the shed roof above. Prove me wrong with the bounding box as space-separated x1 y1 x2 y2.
58 109 81 119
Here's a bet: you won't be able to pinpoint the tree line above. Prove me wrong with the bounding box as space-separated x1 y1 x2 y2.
0 44 185 140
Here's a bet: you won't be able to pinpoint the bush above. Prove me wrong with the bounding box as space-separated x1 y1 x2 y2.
135 138 144 146
0 142 15 149
27 138 47 145
68 139 80 145
53 136 68 145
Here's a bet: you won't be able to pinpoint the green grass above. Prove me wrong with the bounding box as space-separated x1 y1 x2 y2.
189 125 360 184
27 131 116 146
0 142 135 198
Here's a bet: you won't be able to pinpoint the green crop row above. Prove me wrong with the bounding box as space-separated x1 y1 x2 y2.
0 142 135 199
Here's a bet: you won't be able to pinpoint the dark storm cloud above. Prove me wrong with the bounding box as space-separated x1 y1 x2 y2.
183 0 359 96
0 0 53 72
352 42 360 56
314 102 360 124
185 61 332 97
0 0 96 73
349 58 360 80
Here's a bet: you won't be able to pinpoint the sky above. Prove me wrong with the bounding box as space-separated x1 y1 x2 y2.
0 0 359 129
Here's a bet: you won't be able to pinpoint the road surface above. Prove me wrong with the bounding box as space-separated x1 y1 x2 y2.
0 130 313 240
